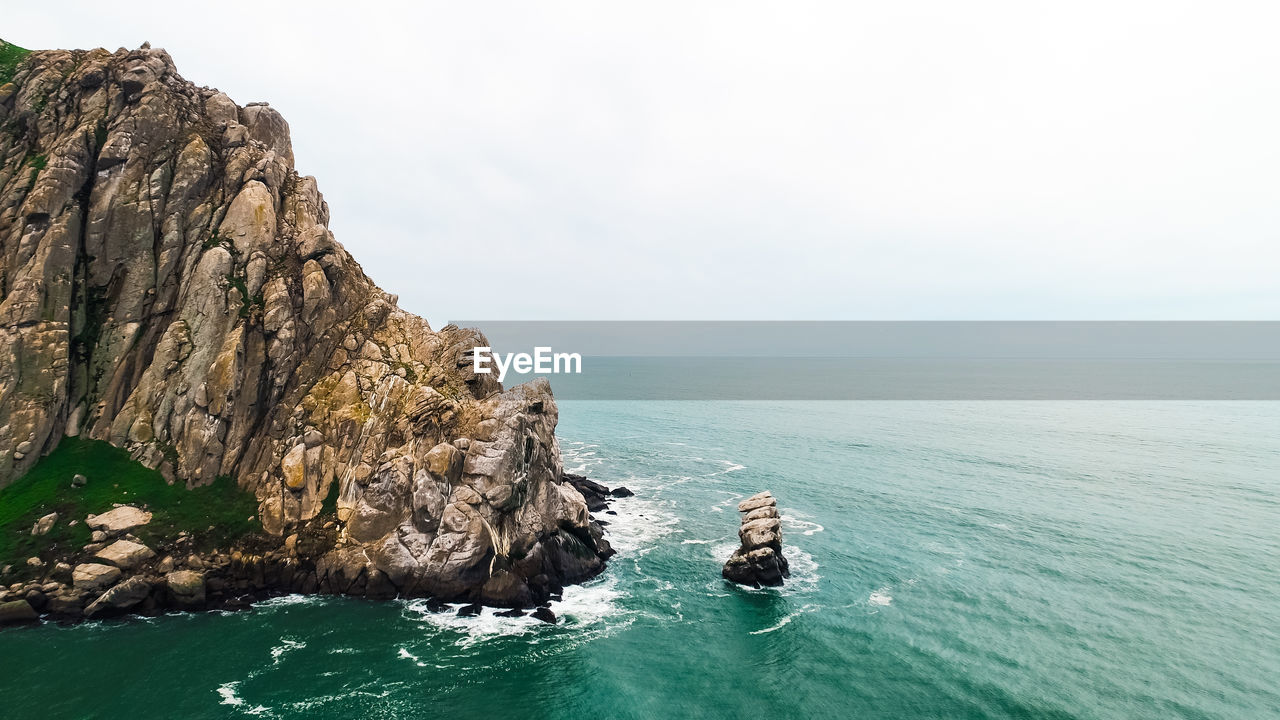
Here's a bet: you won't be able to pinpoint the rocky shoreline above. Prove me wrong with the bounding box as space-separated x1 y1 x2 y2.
0 473 627 627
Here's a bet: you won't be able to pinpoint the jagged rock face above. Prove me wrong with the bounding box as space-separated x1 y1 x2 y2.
0 46 602 603
723 491 789 587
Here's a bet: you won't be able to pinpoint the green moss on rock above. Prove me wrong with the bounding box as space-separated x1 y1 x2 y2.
0 38 31 86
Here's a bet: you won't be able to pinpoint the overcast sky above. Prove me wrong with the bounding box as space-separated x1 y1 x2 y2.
9 2 1280 322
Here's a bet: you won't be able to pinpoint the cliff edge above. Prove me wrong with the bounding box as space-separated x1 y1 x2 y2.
0 40 609 613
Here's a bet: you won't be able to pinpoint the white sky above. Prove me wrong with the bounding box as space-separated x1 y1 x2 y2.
9 2 1280 321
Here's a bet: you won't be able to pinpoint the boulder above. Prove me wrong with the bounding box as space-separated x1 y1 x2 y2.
72 563 122 592
71 473 87 488
0 599 38 624
31 512 58 536
94 540 156 570
165 570 205 607
86 507 152 533
46 592 86 618
84 577 153 617
737 492 777 513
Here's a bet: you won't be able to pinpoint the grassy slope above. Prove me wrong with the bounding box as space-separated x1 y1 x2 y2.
0 38 31 85
0 437 260 575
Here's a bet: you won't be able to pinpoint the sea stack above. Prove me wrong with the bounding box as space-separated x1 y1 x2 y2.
722 491 790 587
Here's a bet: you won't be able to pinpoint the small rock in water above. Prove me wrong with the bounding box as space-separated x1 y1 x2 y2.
610 486 635 498
494 607 525 618
531 607 558 624
71 473 87 488
456 603 483 617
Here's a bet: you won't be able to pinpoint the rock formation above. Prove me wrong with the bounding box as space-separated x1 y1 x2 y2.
0 41 612 613
722 491 789 587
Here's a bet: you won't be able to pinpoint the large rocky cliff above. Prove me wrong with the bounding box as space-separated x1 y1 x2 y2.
0 42 608 609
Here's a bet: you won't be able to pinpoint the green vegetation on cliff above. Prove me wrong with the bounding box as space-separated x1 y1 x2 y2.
0 38 31 85
0 437 260 573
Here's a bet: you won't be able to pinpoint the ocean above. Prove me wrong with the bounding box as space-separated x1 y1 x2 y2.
3 401 1278 719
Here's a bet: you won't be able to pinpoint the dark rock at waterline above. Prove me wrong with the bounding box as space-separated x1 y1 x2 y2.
563 473 612 512
722 491 790 588
24 589 47 612
0 599 39 624
723 547 789 587
610 486 634 498
564 473 609 496
531 607 558 624
456 603 483 617
479 569 533 608
589 522 616 560
494 607 525 618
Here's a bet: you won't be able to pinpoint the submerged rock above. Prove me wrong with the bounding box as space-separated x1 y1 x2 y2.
722 491 790 587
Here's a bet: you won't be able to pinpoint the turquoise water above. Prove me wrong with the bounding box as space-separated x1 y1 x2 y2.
4 402 1279 719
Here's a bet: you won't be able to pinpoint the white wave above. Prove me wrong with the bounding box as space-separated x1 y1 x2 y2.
749 603 818 635
253 594 320 608
680 538 713 545
402 575 626 649
709 540 739 564
560 441 605 476
784 546 822 595
217 682 243 707
270 638 305 664
869 588 892 606
600 495 681 556
397 646 428 667
781 514 825 537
